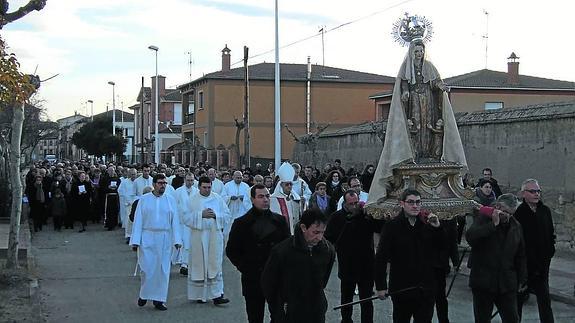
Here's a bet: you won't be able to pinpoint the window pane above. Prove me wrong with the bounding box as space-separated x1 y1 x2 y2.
485 102 503 110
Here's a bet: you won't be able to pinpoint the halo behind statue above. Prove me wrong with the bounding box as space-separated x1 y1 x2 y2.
392 13 433 46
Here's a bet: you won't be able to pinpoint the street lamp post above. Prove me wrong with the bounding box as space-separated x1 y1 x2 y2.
107 81 116 136
148 45 160 164
87 100 94 121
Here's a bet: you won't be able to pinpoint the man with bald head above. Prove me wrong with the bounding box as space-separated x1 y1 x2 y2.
222 171 252 242
208 168 224 195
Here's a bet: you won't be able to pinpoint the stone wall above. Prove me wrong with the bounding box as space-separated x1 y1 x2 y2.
293 101 575 250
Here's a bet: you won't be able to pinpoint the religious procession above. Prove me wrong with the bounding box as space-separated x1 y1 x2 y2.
21 34 563 322
4 4 574 323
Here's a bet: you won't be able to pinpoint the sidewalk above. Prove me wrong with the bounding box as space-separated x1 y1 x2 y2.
549 250 575 305
458 245 575 306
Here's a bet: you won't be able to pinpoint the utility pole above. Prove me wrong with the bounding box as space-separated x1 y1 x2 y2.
140 77 145 164
482 10 489 69
243 46 250 167
319 26 325 66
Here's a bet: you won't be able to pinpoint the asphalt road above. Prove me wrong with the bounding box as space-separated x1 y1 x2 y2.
33 223 575 323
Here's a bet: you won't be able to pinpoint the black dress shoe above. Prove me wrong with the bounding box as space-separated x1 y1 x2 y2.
179 267 188 276
153 301 167 311
196 300 207 304
137 298 147 307
213 295 230 305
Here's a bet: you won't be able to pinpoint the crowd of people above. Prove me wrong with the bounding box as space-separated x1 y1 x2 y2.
23 158 556 323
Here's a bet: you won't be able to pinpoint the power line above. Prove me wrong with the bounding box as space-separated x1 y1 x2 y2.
230 0 416 67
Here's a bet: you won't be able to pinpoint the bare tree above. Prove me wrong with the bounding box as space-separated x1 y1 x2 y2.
0 0 47 269
284 122 330 161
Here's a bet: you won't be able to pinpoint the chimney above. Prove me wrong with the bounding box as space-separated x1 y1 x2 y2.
151 75 166 97
221 44 231 72
507 52 520 85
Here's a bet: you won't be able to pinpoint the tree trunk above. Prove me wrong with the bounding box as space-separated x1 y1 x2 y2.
5 102 24 269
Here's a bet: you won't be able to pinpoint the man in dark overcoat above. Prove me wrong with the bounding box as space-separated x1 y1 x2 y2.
325 190 382 323
466 193 527 323
226 184 290 323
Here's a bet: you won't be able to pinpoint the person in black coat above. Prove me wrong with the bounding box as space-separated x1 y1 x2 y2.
514 179 555 323
71 171 93 232
100 167 121 230
308 182 332 216
325 190 383 323
466 194 527 323
261 208 335 323
375 189 445 323
325 170 344 213
432 218 459 323
226 184 290 323
26 175 48 232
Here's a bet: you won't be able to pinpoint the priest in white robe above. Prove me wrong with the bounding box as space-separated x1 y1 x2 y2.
173 173 198 274
118 168 138 242
183 176 231 305
270 162 302 235
135 165 153 196
130 174 182 311
221 171 251 237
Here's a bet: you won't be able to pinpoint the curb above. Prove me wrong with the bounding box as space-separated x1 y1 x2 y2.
549 288 575 306
25 218 44 322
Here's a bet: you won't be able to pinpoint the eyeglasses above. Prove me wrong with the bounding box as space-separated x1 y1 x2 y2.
156 181 168 185
524 189 541 194
404 200 422 206
283 182 293 186
351 184 362 188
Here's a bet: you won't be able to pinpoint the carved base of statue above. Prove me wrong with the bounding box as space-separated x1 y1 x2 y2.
366 162 474 220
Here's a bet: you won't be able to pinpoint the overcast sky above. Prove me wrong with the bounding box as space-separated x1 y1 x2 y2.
4 0 575 120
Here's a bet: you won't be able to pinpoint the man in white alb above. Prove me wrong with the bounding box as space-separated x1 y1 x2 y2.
173 173 198 275
130 174 182 311
208 168 224 195
135 165 153 196
118 168 138 243
183 176 231 305
221 170 251 238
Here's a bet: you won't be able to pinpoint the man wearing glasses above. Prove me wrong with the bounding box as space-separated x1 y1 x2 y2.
514 179 556 323
130 174 182 311
336 176 369 211
270 162 302 235
375 189 444 322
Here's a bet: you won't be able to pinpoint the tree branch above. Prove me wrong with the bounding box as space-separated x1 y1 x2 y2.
0 0 46 29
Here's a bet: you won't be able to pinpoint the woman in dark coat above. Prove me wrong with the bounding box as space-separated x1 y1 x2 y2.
360 164 375 193
325 170 344 213
474 178 496 206
26 175 48 232
71 171 93 232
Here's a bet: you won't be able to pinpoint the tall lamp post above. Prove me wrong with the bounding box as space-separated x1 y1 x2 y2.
87 99 94 121
148 45 160 164
107 81 116 136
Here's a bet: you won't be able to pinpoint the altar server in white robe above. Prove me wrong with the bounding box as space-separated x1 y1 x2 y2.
221 171 251 237
119 168 138 242
135 165 153 196
183 176 231 305
130 174 182 311
270 162 302 235
173 173 198 274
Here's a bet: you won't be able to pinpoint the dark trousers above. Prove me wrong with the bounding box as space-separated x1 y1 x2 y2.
472 289 519 323
519 265 554 323
30 204 45 232
53 215 63 231
340 278 374 323
391 293 434 323
433 268 449 323
242 275 279 323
